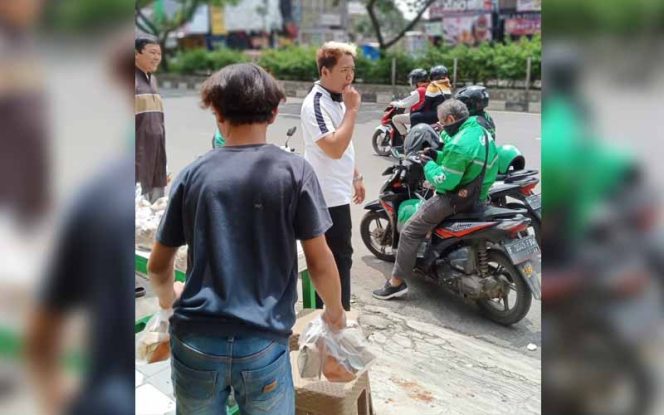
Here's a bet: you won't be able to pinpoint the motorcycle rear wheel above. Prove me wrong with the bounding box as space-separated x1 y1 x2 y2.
477 250 532 325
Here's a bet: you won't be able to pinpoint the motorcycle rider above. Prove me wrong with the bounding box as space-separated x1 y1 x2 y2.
455 85 496 139
409 65 453 126
373 99 499 300
389 68 429 145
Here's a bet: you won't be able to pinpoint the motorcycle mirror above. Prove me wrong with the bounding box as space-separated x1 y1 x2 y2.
285 126 297 149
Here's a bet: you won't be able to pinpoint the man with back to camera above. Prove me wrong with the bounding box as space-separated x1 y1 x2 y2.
300 41 365 312
148 63 347 414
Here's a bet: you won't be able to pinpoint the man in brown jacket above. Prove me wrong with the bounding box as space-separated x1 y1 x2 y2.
135 36 167 202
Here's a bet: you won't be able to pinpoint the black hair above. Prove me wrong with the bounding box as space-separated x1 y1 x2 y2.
201 63 286 125
135 36 159 53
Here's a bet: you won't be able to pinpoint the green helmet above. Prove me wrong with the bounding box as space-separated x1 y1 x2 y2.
497 144 525 174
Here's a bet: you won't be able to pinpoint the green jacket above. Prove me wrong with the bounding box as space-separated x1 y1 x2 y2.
425 116 498 200
543 95 633 240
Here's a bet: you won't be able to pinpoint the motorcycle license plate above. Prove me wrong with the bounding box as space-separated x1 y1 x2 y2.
504 235 540 264
526 194 541 211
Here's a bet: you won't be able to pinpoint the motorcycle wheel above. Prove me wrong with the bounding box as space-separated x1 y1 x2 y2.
506 202 542 248
360 211 395 262
477 250 532 325
371 129 392 157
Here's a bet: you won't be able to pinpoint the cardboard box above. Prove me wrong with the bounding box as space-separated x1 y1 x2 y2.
290 351 374 415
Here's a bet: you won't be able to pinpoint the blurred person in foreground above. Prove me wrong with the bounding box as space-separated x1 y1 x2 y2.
542 44 662 415
0 0 49 270
148 63 346 414
24 37 135 415
135 35 167 203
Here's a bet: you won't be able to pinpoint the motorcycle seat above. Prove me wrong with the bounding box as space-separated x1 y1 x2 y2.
489 182 521 195
448 205 527 221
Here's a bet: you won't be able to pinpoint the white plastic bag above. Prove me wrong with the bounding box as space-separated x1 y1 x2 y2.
136 308 173 364
298 316 376 382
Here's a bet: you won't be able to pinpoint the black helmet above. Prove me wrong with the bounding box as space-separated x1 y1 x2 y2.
429 65 448 80
544 43 582 95
408 68 428 86
455 85 489 115
404 124 439 155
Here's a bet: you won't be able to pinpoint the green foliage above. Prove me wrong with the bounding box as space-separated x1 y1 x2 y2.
169 48 249 75
166 36 542 84
492 34 541 81
45 0 133 32
362 50 416 84
258 46 319 81
546 0 664 35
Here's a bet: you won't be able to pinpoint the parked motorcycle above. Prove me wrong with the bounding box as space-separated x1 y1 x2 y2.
360 152 541 325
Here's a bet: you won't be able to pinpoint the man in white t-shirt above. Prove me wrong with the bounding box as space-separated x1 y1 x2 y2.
300 42 364 311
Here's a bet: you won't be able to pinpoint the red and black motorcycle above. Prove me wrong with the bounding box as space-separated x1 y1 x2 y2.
371 105 406 157
360 153 541 325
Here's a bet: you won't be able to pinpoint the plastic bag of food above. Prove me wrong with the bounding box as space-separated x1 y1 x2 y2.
297 316 375 382
136 308 173 364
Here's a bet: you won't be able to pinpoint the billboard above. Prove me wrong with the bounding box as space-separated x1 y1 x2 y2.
224 0 284 32
210 5 226 35
430 0 493 19
443 13 492 45
516 0 541 12
505 15 541 36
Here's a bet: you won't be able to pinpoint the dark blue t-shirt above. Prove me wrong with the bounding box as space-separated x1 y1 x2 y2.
156 144 331 342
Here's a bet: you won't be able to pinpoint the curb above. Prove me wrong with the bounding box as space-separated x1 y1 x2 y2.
158 75 541 113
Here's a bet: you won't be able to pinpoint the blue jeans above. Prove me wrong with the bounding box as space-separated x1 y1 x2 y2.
170 333 294 415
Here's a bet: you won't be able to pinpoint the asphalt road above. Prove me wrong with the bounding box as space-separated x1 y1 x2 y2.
161 89 542 355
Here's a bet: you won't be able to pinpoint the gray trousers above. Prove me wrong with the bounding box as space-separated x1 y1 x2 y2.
392 194 454 280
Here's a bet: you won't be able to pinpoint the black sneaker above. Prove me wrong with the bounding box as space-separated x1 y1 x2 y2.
372 280 408 300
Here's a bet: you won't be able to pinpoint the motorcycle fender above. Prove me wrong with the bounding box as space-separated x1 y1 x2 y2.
530 207 542 222
516 260 542 300
375 125 390 135
363 200 383 212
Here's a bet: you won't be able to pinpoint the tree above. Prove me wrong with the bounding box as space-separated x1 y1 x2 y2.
135 0 239 70
352 1 407 42
365 0 438 52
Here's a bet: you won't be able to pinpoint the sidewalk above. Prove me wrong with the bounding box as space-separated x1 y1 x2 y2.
135 296 541 415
